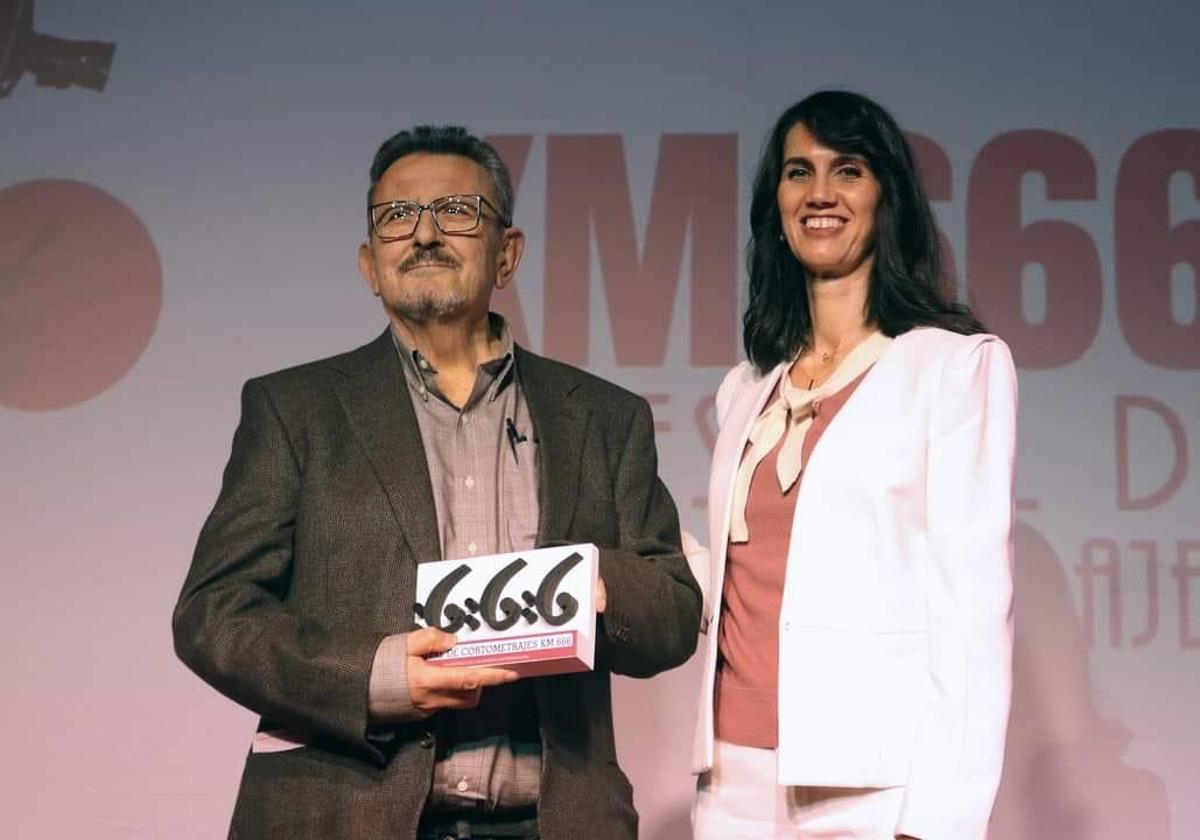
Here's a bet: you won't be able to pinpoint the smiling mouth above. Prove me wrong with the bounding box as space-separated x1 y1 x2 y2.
802 216 847 230
400 259 457 274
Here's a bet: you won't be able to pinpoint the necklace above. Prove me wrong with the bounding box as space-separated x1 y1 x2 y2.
797 330 873 390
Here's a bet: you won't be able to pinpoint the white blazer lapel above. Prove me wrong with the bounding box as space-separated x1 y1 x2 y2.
692 362 785 773
706 363 786 620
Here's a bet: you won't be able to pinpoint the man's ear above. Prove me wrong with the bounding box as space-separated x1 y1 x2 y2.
358 241 381 296
494 227 526 291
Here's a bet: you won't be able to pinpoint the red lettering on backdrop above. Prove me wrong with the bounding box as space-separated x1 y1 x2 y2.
967 131 1101 368
1076 538 1198 649
544 134 737 366
1128 539 1161 647
907 133 959 283
695 393 717 455
641 392 672 434
691 393 719 511
1175 541 1200 649
485 134 534 347
1116 130 1200 369
1078 538 1122 647
1114 394 1189 510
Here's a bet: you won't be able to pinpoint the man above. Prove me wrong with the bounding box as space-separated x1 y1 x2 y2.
172 125 702 840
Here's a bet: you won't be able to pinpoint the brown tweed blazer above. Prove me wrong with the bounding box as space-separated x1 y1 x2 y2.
173 330 702 839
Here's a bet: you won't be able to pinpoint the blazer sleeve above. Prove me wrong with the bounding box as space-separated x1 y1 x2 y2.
714 361 752 428
172 378 390 763
595 397 703 678
896 336 1018 840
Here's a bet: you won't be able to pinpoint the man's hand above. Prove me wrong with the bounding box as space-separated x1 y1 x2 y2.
595 575 607 614
406 627 518 716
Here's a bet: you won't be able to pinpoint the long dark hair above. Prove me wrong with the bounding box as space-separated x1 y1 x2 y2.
744 90 984 373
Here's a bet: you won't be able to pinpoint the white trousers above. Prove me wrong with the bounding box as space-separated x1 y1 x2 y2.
692 740 905 840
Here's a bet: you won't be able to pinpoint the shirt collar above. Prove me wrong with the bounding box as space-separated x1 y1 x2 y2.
389 312 516 407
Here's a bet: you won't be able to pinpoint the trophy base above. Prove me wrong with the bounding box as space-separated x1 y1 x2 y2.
426 629 591 677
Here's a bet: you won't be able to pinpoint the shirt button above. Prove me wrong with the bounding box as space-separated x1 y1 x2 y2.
456 778 470 793
419 731 434 749
464 476 475 489
467 542 477 554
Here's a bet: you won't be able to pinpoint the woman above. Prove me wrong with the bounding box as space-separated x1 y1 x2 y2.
691 91 1017 840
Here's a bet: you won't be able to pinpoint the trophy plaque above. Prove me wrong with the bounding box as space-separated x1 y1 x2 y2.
414 543 599 677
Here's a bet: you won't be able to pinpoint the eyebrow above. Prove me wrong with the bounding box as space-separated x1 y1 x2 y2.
782 154 868 168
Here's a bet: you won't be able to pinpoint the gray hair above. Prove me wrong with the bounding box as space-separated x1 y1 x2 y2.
367 125 513 224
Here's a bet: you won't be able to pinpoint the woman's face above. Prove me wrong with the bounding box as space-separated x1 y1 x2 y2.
777 123 881 280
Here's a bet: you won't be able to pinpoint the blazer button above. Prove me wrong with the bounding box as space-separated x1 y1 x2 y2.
420 730 435 749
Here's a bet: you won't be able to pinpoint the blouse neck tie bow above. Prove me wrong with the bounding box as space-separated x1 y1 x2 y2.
729 331 891 544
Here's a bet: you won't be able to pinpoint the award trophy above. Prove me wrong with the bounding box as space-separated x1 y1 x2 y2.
414 543 599 677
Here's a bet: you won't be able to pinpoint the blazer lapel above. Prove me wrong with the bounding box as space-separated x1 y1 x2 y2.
516 346 589 546
708 363 784 590
334 330 442 565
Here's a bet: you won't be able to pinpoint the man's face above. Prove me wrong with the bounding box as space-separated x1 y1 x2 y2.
358 153 523 326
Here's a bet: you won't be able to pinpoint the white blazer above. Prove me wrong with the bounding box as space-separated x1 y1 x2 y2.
692 327 1017 840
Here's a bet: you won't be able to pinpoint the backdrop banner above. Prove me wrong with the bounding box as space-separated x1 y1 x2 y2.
2 2 1196 837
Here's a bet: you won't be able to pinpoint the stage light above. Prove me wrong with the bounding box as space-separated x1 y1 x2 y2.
1 0 115 98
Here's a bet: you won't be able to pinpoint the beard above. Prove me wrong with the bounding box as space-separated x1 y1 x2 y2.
388 245 471 322
391 285 470 322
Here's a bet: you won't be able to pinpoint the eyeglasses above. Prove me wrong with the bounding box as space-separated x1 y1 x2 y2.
367 194 510 241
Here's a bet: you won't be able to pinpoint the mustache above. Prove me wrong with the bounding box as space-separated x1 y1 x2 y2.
398 247 459 273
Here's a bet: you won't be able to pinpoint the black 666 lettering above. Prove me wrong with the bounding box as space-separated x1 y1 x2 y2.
414 552 585 633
